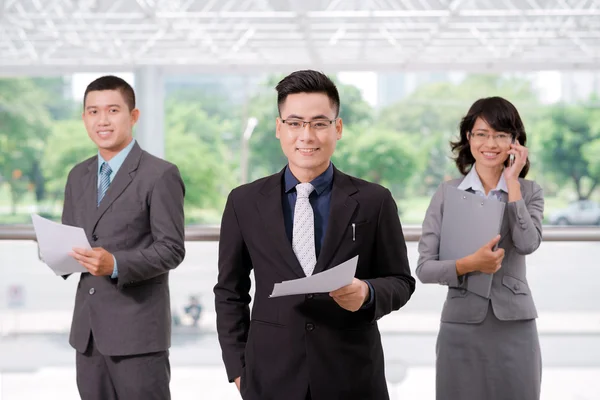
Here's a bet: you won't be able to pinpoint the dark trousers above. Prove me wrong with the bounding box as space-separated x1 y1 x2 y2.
76 334 170 400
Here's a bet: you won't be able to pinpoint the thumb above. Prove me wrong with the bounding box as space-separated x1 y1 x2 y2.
487 235 501 249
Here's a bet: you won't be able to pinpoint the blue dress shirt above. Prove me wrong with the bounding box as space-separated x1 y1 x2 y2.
97 138 136 279
282 163 374 307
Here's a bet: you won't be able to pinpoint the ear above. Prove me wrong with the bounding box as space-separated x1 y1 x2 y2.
275 117 282 139
335 118 343 140
131 108 140 125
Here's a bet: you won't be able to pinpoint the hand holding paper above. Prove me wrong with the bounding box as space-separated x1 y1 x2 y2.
31 214 89 275
270 255 358 298
329 278 370 312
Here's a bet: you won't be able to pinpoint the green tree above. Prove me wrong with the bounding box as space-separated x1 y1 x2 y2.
164 98 237 223
42 120 96 206
537 103 600 200
0 78 52 214
334 127 418 200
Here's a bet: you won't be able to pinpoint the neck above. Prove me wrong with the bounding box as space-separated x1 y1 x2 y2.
289 162 329 183
99 138 133 162
474 163 503 195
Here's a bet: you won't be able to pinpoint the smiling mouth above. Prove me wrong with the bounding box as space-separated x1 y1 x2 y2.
482 151 500 158
97 130 113 137
297 148 319 154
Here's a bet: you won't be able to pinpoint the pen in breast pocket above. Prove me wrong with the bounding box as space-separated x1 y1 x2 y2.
352 223 356 242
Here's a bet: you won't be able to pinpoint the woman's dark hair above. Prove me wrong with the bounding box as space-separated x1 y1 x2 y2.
450 96 529 178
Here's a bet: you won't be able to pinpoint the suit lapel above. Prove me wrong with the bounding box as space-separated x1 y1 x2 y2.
79 157 99 234
91 142 142 231
256 170 307 279
313 168 358 275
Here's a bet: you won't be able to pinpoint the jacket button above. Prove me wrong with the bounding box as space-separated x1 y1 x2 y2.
89 288 95 295
305 323 315 331
306 294 314 299
513 284 520 291
92 234 98 241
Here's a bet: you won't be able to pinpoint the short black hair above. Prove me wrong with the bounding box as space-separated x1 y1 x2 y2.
83 75 136 111
450 96 530 178
275 70 340 117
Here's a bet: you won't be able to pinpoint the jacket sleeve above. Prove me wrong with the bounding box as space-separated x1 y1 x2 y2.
506 180 544 255
112 165 186 288
366 189 416 322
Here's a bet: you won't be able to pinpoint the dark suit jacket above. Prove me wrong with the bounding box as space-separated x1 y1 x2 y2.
61 142 186 356
214 166 415 400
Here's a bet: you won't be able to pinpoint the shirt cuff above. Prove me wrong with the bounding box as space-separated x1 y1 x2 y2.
111 256 118 279
361 280 375 309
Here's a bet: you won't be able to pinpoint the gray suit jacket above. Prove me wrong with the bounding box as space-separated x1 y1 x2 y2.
61 142 186 356
416 177 544 323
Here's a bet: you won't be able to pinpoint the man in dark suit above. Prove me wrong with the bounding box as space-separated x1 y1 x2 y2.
214 70 415 400
63 75 185 400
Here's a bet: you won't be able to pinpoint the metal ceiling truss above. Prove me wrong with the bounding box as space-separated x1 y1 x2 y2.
0 0 599 74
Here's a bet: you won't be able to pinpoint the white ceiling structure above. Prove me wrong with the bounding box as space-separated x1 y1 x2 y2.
1 0 599 74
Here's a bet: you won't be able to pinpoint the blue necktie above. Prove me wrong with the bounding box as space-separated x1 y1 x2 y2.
98 162 112 206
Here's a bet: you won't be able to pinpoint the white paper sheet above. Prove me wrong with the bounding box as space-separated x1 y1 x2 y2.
269 255 359 298
31 214 90 275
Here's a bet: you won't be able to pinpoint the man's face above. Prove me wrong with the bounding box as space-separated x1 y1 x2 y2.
276 92 342 179
82 89 139 160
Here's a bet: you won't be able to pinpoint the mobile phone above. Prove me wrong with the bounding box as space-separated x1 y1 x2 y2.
508 137 516 167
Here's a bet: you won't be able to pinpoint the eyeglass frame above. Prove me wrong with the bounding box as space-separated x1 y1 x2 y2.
280 118 338 130
468 131 516 144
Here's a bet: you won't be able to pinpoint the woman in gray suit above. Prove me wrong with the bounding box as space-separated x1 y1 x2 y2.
417 96 544 400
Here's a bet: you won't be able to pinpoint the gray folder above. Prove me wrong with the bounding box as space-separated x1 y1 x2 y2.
439 185 505 299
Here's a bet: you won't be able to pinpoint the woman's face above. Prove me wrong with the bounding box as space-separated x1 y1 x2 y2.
468 117 513 169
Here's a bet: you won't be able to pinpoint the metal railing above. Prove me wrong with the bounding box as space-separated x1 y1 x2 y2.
0 224 599 242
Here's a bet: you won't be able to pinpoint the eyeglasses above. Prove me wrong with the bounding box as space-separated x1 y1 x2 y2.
469 132 513 145
281 118 336 131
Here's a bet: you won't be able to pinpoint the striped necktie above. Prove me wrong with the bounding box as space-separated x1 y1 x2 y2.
98 162 112 206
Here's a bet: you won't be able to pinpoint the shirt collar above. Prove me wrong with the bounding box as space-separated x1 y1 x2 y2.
457 163 508 193
284 162 334 195
98 138 136 175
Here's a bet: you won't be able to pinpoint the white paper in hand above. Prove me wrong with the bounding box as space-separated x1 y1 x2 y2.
31 214 90 275
270 255 358 298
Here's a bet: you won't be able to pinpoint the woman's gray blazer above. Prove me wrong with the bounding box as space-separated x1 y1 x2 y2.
416 178 544 323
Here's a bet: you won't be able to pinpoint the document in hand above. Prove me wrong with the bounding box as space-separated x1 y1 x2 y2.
31 214 89 275
269 255 358 298
439 186 505 299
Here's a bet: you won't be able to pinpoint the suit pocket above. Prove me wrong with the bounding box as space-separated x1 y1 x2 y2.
251 319 285 328
448 287 468 299
502 274 530 295
348 220 372 243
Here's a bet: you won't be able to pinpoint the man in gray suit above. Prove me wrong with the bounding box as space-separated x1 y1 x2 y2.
63 75 185 400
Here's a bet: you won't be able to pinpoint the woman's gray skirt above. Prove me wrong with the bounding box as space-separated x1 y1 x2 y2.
436 302 542 400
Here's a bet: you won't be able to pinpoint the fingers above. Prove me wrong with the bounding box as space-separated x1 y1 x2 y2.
329 279 361 297
70 251 98 266
74 260 102 275
71 247 94 257
331 296 361 312
510 143 528 162
486 235 501 249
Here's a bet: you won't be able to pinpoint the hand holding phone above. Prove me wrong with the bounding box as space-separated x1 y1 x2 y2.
508 137 516 167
